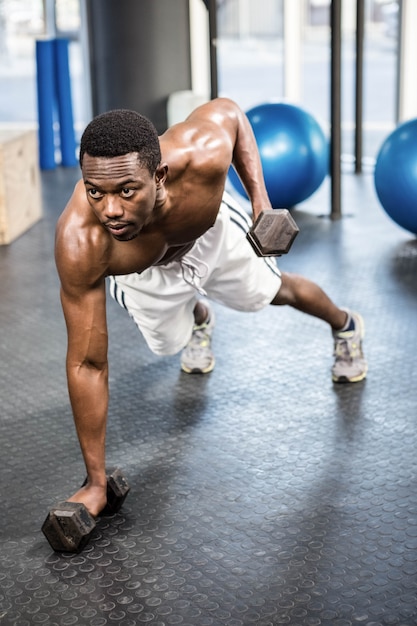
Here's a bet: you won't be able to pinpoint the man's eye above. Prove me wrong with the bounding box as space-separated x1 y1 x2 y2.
88 188 103 198
121 188 134 197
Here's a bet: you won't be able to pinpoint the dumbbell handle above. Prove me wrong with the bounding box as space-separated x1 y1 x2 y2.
247 209 299 257
42 467 130 553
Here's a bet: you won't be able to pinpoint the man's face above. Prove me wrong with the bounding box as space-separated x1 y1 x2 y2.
82 152 159 241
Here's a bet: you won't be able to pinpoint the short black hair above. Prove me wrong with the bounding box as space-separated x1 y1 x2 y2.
79 109 161 173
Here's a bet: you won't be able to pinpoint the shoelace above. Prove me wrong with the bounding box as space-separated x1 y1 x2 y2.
189 326 210 346
334 337 360 362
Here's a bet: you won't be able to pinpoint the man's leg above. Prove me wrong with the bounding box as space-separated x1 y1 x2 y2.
272 271 367 383
181 300 216 374
193 300 210 325
271 271 347 328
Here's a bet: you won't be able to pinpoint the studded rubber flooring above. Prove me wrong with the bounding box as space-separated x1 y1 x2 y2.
1 165 417 626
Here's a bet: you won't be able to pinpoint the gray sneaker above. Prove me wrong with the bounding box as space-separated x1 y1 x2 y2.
332 310 367 383
181 306 215 374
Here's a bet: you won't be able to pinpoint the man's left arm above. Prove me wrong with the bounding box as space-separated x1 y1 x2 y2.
210 98 272 220
182 97 272 220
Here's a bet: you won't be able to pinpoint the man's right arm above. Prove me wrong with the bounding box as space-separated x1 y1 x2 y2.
55 214 111 516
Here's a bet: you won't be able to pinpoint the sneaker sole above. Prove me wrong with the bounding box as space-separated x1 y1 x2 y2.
332 367 368 384
181 359 215 375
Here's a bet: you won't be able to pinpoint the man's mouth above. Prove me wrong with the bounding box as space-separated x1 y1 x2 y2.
105 223 131 236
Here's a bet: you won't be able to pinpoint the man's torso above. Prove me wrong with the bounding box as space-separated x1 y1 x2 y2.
56 107 235 288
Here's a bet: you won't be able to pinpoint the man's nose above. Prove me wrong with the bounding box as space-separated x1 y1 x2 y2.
104 195 123 218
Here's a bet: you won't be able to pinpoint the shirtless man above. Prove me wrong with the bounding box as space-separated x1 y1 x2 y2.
55 98 367 517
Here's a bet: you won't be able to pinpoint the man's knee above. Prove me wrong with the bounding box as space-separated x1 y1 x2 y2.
270 271 297 306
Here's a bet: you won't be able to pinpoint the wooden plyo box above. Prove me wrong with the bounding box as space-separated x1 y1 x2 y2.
0 128 43 245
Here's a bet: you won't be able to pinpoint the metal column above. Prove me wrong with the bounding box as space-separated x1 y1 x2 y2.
330 0 342 218
354 0 364 174
208 0 218 99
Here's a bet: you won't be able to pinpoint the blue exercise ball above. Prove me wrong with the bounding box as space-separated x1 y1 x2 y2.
375 118 417 235
229 102 328 208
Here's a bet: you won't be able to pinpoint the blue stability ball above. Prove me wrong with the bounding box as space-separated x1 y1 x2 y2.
375 119 417 235
229 102 328 208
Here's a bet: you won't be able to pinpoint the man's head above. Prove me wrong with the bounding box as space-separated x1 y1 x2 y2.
79 110 167 242
79 109 161 174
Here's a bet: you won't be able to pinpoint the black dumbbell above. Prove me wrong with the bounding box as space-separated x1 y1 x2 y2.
247 209 299 256
41 467 130 553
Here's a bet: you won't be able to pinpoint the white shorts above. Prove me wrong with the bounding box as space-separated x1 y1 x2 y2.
109 191 282 355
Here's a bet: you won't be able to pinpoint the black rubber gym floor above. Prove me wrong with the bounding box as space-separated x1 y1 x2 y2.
1 165 417 626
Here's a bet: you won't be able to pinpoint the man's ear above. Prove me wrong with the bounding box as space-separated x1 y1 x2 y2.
155 164 168 187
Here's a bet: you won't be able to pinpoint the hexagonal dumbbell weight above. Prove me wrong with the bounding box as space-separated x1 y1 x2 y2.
247 209 299 256
41 467 130 553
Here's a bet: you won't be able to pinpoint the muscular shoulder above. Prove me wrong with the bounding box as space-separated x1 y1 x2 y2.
161 98 240 175
55 180 111 294
184 97 241 133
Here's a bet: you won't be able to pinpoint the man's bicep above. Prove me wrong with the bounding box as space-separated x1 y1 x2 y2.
60 281 108 368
